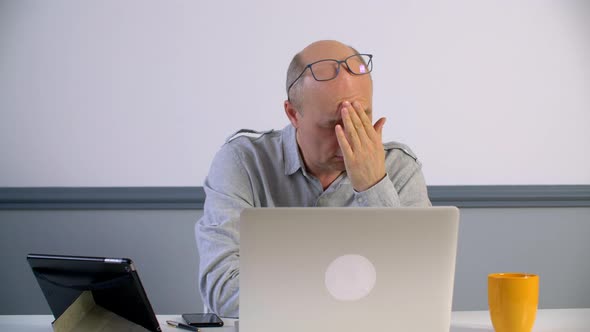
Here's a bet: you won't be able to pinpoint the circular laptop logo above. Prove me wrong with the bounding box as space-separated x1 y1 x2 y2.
325 254 376 301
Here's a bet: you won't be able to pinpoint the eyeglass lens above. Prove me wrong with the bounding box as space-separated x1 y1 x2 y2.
310 54 372 81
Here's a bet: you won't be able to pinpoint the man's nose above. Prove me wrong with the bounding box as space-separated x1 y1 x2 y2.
333 67 358 88
339 63 356 77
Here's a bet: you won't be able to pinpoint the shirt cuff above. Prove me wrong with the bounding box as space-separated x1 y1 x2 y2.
353 174 401 207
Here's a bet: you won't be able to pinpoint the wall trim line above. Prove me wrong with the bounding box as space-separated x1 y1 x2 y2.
0 185 589 209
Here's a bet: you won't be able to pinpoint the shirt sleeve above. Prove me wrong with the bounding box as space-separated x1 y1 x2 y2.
195 145 252 318
353 150 432 207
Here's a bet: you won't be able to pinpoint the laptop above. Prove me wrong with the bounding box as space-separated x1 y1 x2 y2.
27 253 161 332
239 207 460 332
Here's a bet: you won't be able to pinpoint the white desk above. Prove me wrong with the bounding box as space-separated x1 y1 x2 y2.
451 309 590 332
1 309 588 332
0 315 237 332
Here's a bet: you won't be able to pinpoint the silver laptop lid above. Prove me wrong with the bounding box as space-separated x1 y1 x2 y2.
240 207 460 332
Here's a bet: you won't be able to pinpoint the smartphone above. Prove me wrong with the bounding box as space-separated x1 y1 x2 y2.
182 313 224 327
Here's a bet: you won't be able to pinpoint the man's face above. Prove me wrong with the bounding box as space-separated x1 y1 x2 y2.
288 41 373 175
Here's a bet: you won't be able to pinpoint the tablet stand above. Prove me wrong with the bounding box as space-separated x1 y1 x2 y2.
52 290 149 332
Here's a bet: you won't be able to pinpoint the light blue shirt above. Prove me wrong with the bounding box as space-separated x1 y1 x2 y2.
196 124 431 317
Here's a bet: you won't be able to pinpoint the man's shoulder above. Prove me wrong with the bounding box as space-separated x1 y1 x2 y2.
217 127 285 163
224 128 280 145
383 141 420 164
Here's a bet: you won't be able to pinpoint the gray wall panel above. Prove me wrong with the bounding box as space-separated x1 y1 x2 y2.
1 207 589 314
0 209 204 314
453 208 590 310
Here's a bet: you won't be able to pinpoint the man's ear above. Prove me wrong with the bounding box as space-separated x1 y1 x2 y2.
284 100 302 128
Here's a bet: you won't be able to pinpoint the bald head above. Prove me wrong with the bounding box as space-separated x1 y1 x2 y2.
286 40 370 108
299 40 360 65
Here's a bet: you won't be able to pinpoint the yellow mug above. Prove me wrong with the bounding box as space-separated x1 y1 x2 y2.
488 273 539 332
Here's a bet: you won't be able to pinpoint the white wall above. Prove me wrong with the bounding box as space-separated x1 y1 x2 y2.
1 0 589 187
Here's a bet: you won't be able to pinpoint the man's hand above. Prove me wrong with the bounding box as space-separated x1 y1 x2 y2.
335 101 387 192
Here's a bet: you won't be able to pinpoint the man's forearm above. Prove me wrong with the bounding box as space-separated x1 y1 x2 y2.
196 206 242 318
354 166 431 207
354 174 401 207
200 261 240 318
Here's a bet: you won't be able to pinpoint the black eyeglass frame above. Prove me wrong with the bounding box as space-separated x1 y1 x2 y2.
287 53 373 100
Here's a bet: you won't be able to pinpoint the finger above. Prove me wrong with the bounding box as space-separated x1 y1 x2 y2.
346 102 367 134
349 102 376 146
352 101 375 138
341 107 362 150
335 124 353 159
373 117 386 139
344 104 371 147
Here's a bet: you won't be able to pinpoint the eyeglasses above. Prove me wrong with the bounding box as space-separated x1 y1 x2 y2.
287 53 373 100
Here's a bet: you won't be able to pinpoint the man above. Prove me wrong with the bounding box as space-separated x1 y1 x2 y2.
196 40 431 318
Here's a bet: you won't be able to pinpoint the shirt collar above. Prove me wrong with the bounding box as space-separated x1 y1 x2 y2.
282 124 306 176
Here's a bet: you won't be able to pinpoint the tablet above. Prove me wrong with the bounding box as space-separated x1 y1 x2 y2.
27 253 161 332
